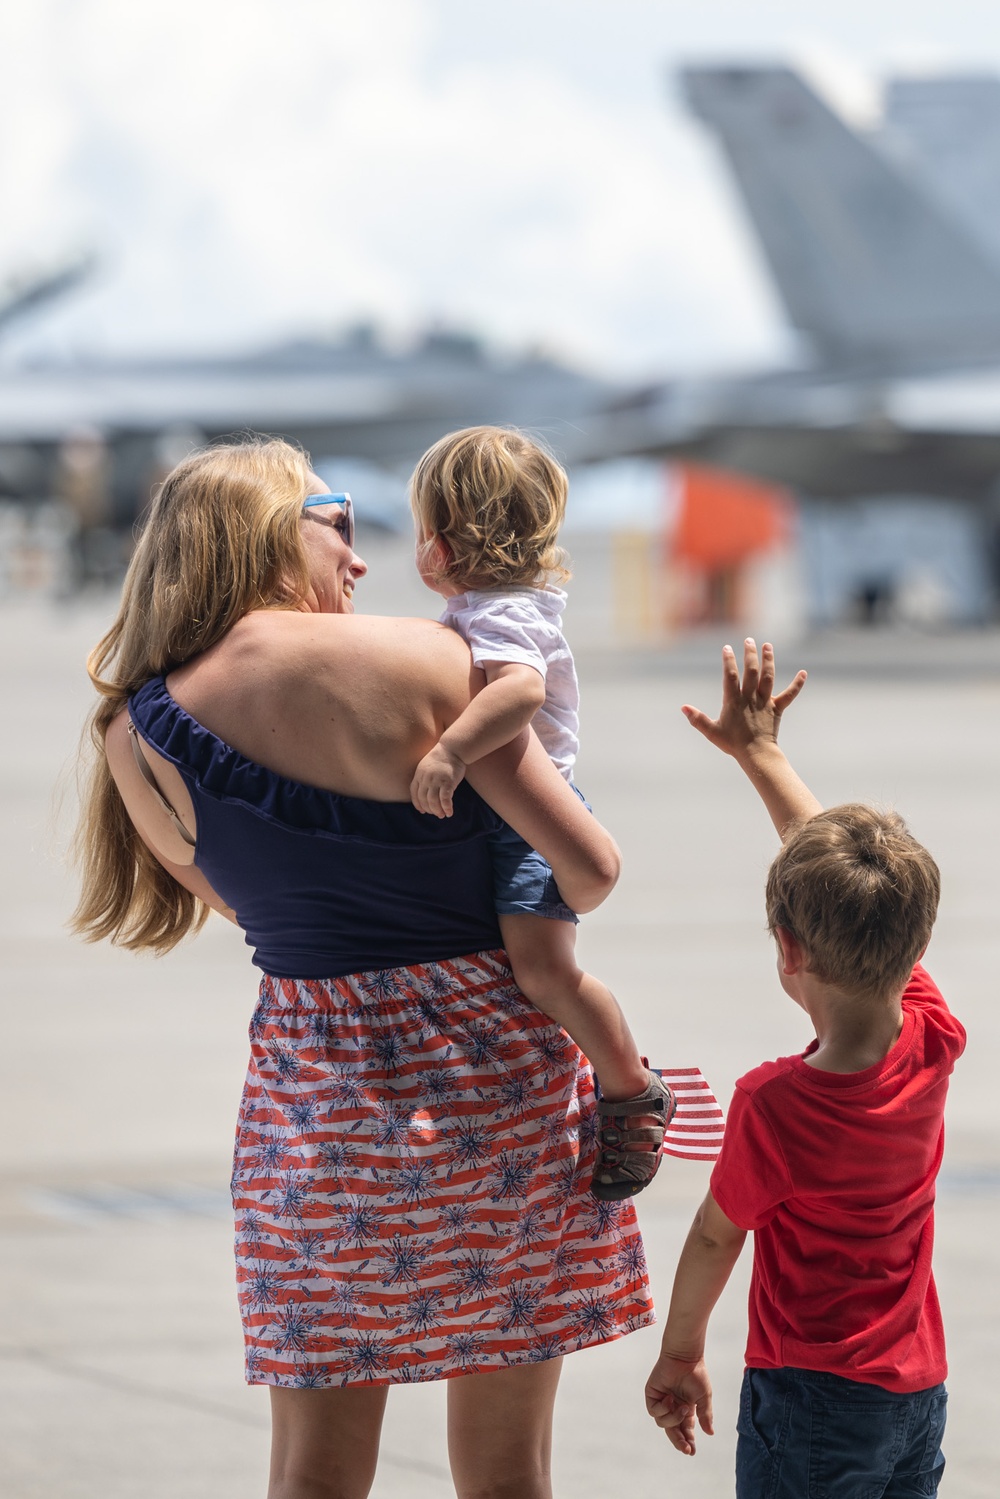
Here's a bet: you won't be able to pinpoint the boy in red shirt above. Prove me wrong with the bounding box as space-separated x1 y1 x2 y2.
646 640 965 1497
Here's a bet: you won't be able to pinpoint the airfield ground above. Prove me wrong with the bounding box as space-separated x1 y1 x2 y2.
2 539 998 1497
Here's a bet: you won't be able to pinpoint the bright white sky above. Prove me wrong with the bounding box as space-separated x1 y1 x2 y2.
2 0 999 375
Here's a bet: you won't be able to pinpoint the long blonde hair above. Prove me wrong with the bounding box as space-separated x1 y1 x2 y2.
72 436 314 954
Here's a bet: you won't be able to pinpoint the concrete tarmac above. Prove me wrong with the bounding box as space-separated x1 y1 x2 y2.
2 554 999 1497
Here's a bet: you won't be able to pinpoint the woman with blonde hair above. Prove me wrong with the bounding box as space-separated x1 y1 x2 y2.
74 436 654 1499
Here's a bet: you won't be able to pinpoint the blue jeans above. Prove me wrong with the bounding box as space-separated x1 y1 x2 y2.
736 1367 947 1498
491 783 589 924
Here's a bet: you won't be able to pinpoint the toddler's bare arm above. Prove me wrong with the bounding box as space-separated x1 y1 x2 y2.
411 661 545 817
683 638 821 840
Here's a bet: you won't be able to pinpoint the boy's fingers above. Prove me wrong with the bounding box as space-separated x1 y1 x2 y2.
721 643 740 700
681 706 722 744
663 1411 697 1455
665 1428 694 1455
655 1401 688 1429
697 1393 715 1434
773 669 807 713
758 641 775 702
742 637 760 697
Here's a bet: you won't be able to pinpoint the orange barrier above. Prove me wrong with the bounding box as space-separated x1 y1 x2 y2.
671 462 792 569
668 463 794 626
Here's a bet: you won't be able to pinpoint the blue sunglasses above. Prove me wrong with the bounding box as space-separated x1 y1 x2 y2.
302 492 354 551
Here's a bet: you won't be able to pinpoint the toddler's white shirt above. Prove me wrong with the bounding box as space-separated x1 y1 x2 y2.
441 586 579 780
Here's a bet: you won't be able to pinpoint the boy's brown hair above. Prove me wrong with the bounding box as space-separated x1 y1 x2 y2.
409 425 570 590
765 804 940 998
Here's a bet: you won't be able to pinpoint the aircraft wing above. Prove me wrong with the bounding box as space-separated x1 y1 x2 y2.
572 369 1000 502
0 347 618 467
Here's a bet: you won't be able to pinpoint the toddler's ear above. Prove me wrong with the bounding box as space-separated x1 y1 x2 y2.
417 535 452 572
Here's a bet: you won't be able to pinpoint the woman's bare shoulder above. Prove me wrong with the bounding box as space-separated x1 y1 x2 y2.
229 608 460 653
222 611 474 697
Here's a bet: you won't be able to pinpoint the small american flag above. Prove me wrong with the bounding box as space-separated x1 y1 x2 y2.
650 1066 726 1162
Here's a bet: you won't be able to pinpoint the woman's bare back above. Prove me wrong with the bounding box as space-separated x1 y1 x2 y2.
166 610 479 802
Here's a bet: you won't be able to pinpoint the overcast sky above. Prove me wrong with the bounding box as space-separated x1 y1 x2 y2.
2 0 999 375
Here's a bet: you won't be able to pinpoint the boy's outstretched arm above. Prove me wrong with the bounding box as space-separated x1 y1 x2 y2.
683 638 822 840
645 1191 747 1456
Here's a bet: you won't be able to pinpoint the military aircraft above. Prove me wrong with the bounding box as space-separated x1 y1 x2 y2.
7 64 1000 534
571 64 1000 516
0 321 618 521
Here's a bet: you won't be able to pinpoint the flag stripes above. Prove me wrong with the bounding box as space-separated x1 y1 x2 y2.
651 1067 726 1162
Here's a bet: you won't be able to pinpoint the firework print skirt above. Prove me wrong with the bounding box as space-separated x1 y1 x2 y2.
232 949 655 1387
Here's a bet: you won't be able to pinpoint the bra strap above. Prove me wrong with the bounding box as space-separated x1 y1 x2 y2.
127 719 197 848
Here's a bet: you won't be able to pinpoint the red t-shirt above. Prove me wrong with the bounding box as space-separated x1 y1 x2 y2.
710 966 966 1392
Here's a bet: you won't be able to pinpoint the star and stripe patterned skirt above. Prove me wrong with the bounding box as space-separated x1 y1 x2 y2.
232 949 656 1387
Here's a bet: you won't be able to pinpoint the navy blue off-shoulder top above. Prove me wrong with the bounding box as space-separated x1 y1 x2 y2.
127 676 504 979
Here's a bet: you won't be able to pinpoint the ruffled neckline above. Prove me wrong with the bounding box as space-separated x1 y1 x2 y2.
127 675 498 843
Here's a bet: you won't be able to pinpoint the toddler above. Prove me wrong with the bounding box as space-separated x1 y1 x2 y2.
645 639 965 1497
409 425 672 1200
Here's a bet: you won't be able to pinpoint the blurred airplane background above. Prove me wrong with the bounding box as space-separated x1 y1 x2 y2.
3 1 1000 640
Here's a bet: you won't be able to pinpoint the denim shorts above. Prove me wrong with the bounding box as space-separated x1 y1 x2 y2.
491 783 589 925
736 1366 947 1499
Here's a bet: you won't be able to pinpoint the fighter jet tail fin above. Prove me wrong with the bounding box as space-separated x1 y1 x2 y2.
681 65 1000 369
882 74 1000 266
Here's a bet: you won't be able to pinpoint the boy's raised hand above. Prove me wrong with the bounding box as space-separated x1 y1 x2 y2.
645 1353 714 1457
682 639 806 760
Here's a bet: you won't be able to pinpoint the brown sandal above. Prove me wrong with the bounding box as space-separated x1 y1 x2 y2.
591 1068 676 1201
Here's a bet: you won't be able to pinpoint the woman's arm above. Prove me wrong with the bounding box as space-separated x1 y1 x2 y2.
466 731 620 913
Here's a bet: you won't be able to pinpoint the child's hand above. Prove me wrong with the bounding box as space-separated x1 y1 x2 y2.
645 1353 714 1456
410 742 467 818
682 638 806 760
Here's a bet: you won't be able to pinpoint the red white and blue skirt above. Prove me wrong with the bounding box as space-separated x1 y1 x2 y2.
232 949 655 1387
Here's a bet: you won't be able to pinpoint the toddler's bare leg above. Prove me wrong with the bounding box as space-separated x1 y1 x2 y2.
499 913 647 1100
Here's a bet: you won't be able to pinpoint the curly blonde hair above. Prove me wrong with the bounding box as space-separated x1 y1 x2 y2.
409 426 570 590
